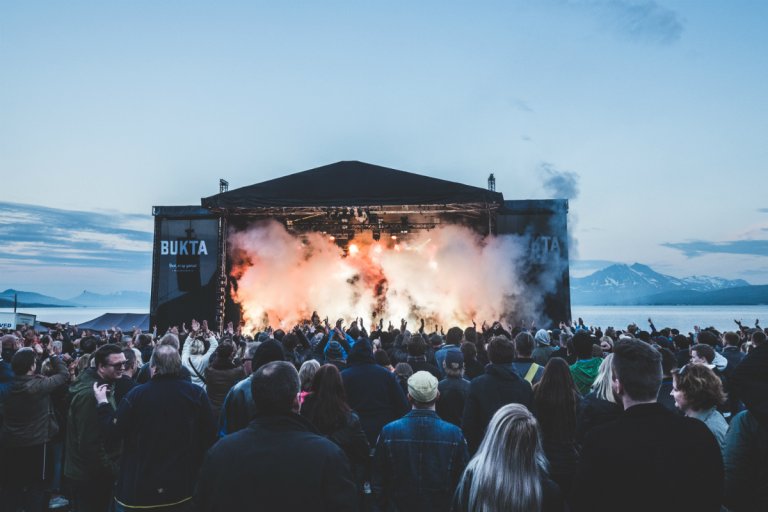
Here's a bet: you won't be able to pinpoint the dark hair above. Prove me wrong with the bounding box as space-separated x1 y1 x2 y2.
138 334 153 348
612 339 662 402
250 361 300 414
673 334 691 350
122 348 137 369
80 335 98 354
691 344 715 364
636 331 651 343
463 327 477 344
658 347 677 376
487 336 515 365
461 341 477 361
374 349 391 367
446 326 463 346
752 330 766 346
92 344 123 369
697 330 719 347
212 342 236 369
672 364 727 411
723 332 740 347
514 332 534 358
572 331 594 360
282 333 298 351
11 348 36 376
407 334 427 357
533 358 578 443
305 364 351 435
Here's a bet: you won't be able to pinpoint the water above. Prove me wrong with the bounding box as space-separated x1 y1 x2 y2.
0 307 148 325
572 305 768 333
4 305 767 333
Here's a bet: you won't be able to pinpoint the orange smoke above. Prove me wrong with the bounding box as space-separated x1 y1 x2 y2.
228 220 533 332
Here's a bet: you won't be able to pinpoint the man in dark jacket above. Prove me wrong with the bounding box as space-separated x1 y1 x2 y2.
193 361 358 511
218 340 283 436
0 349 69 512
724 329 768 511
94 344 216 511
436 351 470 427
342 340 409 445
461 335 534 453
570 339 723 512
65 344 125 512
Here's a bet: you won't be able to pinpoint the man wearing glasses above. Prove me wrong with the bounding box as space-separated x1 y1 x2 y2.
64 344 126 512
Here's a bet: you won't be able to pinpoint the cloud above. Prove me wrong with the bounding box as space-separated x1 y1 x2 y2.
0 202 152 271
541 162 580 200
759 208 768 214
568 0 684 44
662 239 768 258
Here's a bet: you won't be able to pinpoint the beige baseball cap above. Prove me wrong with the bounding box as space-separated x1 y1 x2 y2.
407 371 439 403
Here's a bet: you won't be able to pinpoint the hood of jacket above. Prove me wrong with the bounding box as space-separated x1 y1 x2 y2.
69 367 100 395
534 329 551 347
571 358 602 392
348 339 375 365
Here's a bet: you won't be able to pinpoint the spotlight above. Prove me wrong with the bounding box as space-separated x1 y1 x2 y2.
390 234 398 240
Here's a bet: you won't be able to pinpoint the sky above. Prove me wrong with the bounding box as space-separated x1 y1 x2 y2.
1 0 766 298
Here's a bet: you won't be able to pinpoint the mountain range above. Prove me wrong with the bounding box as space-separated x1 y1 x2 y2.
571 263 767 305
0 289 150 308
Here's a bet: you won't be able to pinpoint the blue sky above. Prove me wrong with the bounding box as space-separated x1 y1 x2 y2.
1 0 767 296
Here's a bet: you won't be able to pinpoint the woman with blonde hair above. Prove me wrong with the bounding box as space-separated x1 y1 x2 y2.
297 359 320 405
452 404 564 512
575 353 623 443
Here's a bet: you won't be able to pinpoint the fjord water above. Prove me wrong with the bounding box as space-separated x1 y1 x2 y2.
4 305 768 334
572 305 768 333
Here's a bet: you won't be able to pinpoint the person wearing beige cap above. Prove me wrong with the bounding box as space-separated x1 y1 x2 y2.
372 371 469 512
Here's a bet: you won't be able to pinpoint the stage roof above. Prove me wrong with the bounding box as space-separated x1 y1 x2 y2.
201 161 504 210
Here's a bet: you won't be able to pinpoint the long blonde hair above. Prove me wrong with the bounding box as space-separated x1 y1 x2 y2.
590 353 616 403
457 404 547 512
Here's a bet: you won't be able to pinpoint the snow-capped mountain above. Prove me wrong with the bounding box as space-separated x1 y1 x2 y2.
571 263 750 304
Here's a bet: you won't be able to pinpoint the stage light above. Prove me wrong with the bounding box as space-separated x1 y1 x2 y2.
328 235 335 241
348 244 359 255
390 235 398 240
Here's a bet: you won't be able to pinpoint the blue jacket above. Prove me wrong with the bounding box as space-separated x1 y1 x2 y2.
97 373 217 508
373 409 469 512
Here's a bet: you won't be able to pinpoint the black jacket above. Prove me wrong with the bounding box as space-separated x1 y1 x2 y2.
341 342 409 446
570 403 723 512
436 376 470 427
97 374 216 508
575 391 623 444
461 363 533 453
193 413 358 512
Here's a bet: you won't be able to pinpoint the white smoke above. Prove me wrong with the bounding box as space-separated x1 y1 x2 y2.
229 220 542 331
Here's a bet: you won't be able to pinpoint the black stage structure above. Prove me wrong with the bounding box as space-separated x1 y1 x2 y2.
150 161 571 332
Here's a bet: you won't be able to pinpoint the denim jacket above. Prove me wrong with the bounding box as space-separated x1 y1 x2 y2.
373 409 469 512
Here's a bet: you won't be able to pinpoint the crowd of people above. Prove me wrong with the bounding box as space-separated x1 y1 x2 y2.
0 314 766 511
